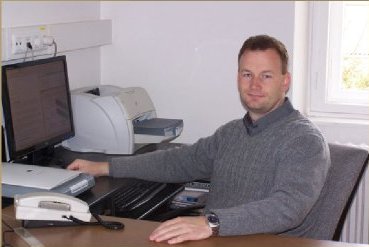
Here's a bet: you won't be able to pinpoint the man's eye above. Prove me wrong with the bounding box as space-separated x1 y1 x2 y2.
262 74 272 79
243 73 252 79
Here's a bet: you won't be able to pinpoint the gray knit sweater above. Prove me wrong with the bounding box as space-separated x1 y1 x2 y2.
109 99 330 237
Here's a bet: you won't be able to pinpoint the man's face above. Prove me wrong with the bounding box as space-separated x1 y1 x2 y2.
237 49 290 121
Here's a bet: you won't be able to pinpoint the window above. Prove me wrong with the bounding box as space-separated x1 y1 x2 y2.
308 1 369 119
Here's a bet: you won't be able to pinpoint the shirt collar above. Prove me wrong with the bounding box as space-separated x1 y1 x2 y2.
243 98 295 136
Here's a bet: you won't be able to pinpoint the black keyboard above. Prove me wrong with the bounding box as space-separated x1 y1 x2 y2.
113 180 167 212
112 180 184 220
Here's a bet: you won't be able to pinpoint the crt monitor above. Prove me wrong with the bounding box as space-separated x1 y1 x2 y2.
2 55 74 165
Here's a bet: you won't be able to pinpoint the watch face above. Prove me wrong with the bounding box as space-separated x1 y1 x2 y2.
207 214 219 225
206 213 220 236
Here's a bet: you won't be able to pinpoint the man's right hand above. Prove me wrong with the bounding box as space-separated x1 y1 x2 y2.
66 159 109 177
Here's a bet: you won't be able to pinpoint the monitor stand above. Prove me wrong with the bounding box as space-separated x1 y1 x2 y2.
14 146 56 166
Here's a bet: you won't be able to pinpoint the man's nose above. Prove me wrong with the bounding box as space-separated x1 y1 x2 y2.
250 77 262 89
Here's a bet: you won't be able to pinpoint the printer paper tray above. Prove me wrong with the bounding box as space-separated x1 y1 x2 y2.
133 118 183 136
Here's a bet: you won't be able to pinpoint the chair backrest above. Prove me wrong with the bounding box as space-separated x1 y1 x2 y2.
288 143 369 240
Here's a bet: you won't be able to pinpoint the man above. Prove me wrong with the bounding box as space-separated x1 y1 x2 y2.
67 35 330 244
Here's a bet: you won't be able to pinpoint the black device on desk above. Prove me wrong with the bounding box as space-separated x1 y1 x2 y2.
2 55 74 166
1 56 96 204
109 179 184 220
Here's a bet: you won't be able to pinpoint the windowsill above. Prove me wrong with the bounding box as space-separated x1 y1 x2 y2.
308 115 369 126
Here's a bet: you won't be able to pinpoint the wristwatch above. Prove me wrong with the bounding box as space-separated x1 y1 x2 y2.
205 212 220 236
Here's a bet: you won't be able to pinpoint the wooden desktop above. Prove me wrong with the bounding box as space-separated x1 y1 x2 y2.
2 206 367 247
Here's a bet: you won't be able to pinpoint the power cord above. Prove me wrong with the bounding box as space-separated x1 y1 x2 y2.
22 36 58 62
42 36 57 57
52 40 57 57
23 42 34 62
62 214 124 230
2 219 14 247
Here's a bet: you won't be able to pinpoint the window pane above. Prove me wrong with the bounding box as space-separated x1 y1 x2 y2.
341 2 369 91
326 1 369 106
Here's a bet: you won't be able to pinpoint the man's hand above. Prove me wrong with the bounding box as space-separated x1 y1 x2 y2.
66 159 109 177
149 216 212 244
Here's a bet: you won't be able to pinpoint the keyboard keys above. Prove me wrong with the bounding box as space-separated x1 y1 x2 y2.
113 180 166 211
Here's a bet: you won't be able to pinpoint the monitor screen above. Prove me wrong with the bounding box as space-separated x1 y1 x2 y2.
2 56 74 164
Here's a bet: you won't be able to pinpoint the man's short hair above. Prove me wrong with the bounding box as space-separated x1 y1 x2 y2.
238 35 289 74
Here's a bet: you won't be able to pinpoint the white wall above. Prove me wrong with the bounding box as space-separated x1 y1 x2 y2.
1 1 102 89
100 1 296 143
4 1 366 145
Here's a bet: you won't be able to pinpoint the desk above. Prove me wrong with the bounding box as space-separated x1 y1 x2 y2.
2 207 367 247
2 144 185 219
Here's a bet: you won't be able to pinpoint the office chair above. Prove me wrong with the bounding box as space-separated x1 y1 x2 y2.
153 143 369 241
288 143 369 240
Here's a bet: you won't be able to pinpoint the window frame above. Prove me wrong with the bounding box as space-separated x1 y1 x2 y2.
307 1 369 119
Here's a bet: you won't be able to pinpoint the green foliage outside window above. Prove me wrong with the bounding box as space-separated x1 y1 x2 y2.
342 57 369 90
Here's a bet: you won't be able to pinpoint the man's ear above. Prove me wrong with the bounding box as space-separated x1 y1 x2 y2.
283 72 291 93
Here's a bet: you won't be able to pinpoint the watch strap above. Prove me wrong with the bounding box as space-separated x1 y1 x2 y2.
205 212 220 236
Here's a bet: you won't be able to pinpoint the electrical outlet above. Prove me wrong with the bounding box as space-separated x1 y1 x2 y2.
12 35 29 55
11 36 25 54
3 25 51 61
12 34 48 55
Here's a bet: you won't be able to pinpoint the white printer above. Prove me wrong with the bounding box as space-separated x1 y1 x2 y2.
62 85 183 154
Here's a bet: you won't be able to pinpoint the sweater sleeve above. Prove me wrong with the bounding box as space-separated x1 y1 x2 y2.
108 124 225 183
211 134 331 236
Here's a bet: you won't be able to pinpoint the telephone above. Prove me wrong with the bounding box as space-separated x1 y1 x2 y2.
15 191 92 222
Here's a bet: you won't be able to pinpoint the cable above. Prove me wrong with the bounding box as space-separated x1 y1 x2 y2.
62 214 124 230
31 48 34 61
42 36 57 57
2 218 14 231
23 42 31 62
23 42 34 62
52 40 57 57
21 37 57 62
2 219 14 247
92 214 124 230
22 48 28 62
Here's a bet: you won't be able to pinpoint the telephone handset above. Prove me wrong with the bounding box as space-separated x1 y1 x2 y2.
15 192 124 230
15 192 92 222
